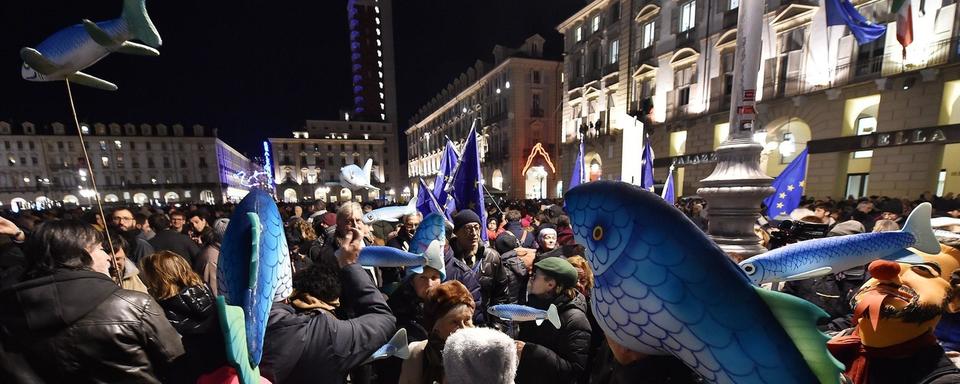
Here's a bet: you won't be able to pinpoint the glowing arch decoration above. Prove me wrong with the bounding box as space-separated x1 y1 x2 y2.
521 143 557 176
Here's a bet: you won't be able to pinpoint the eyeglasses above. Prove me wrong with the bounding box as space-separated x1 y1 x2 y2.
112 216 134 222
462 224 482 234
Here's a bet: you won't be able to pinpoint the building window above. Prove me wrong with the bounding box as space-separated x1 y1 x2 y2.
674 65 696 106
846 173 869 198
853 116 877 158
722 51 735 96
592 15 600 32
575 26 582 41
679 1 696 33
609 40 619 64
114 140 122 150
937 169 947 196
99 141 107 151
532 70 542 84
101 156 109 167
641 21 656 49
729 0 739 10
611 1 621 20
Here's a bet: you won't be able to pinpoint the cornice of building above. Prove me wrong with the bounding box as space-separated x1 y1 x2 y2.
557 0 611 32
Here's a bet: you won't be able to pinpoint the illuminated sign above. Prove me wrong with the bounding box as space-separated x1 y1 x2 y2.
521 143 557 175
263 141 275 187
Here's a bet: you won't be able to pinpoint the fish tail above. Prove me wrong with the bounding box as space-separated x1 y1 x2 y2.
121 0 162 47
217 297 261 384
546 304 561 329
754 287 844 384
902 202 939 254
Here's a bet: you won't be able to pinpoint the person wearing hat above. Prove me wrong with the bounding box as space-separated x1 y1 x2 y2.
515 257 592 384
376 261 445 384
494 231 536 330
450 209 512 328
399 280 476 384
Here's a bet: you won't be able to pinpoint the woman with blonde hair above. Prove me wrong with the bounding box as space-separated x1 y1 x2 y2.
139 250 225 383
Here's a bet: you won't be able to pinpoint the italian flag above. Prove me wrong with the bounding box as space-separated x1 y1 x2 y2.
892 0 913 57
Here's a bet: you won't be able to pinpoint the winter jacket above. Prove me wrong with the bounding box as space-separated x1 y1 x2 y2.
158 285 226 384
377 282 429 384
119 258 149 294
443 247 485 325
194 243 220 296
499 247 534 306
505 221 537 249
149 229 201 265
259 263 397 384
556 226 576 246
515 292 592 384
0 269 185 383
450 240 513 320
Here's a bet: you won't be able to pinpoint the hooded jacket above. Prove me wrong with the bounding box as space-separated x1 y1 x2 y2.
158 285 226 384
0 269 184 383
515 292 592 384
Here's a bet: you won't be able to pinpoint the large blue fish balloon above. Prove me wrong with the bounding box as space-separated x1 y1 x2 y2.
565 181 842 384
405 213 447 280
218 189 293 370
21 0 162 91
739 203 939 285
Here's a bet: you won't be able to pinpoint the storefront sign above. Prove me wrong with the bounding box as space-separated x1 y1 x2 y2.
653 151 718 168
808 124 960 154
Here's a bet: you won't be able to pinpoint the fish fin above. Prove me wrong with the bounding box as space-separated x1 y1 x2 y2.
362 328 409 364
383 217 399 222
121 0 162 47
66 72 118 91
754 287 844 384
82 19 120 48
883 249 925 264
535 318 544 326
216 297 261 384
784 266 833 281
363 158 374 178
546 304 561 329
118 41 160 56
406 196 418 209
19 48 59 75
902 202 940 254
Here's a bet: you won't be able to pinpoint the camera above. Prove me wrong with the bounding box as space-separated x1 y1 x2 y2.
768 219 830 250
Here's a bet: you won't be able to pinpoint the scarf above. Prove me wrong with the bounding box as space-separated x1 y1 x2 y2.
421 331 446 384
827 329 939 384
289 291 340 313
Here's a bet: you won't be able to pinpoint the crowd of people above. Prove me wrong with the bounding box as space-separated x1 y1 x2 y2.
0 188 958 383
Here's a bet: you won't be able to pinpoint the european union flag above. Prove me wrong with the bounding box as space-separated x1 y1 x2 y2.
433 139 460 218
416 177 447 218
640 136 655 191
661 165 676 205
569 136 585 191
825 0 887 45
447 124 488 241
764 148 809 219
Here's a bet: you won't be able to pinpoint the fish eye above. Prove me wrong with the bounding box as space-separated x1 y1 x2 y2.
742 263 756 275
592 225 603 241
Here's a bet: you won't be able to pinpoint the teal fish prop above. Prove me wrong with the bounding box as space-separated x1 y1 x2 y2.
565 181 843 384
488 304 561 329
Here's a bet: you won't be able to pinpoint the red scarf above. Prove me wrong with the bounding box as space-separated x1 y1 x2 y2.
827 329 939 384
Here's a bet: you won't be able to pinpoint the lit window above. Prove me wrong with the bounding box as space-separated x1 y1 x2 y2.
379 92 385 99
679 1 696 33
376 17 381 25
379 71 384 78
375 5 380 13
674 65 696 107
609 40 619 64
380 113 386 120
575 26 582 41
377 39 382 46
377 50 382 57
101 156 109 167
114 140 122 149
376 28 381 35
505 81 511 89
937 169 947 196
81 125 90 134
379 81 384 89
592 16 600 32
853 116 877 158
378 60 383 68
641 21 656 49
729 0 739 10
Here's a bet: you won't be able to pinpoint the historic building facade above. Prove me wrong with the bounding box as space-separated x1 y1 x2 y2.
558 0 960 199
405 35 563 199
268 119 401 203
0 120 257 210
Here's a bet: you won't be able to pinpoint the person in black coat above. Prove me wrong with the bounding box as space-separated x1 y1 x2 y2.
139 250 225 383
450 210 512 328
147 213 200 265
259 228 396 384
515 257 591 384
376 264 443 383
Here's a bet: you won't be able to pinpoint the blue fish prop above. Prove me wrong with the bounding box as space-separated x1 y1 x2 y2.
488 304 560 329
362 328 410 365
362 198 418 224
21 0 162 91
358 244 439 268
565 181 842 384
405 213 448 280
218 189 293 378
740 203 938 285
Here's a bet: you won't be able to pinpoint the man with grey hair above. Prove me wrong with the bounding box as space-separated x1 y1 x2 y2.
319 202 380 287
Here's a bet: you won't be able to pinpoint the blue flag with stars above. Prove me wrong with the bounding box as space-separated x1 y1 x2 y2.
764 148 809 219
416 177 448 219
825 0 887 45
433 139 460 219
640 136 655 191
661 165 676 205
447 125 488 241
569 136 585 191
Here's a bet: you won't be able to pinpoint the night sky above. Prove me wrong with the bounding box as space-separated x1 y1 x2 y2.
0 0 585 157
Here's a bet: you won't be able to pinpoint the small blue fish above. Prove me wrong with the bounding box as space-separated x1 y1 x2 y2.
363 328 410 365
358 244 438 267
362 198 418 224
488 304 560 329
218 189 293 371
21 0 162 91
566 181 842 384
740 203 939 285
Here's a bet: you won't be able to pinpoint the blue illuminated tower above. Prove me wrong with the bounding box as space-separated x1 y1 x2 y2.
347 0 397 123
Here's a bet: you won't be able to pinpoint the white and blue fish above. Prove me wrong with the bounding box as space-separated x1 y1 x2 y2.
739 203 939 285
362 198 418 224
358 241 443 268
21 0 162 91
362 328 410 365
487 304 561 329
341 158 379 191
